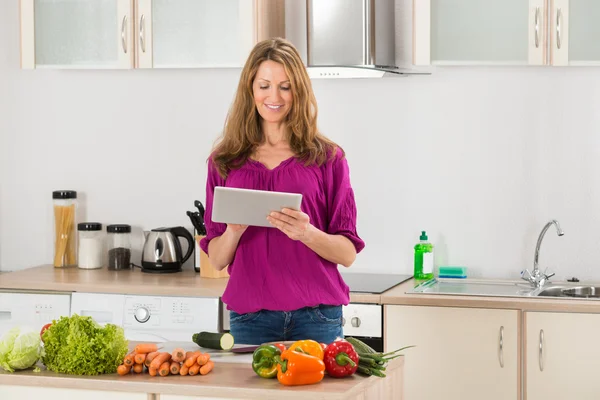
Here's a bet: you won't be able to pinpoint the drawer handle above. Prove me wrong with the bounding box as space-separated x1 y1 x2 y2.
556 8 563 50
498 326 504 368
539 329 545 371
534 7 540 49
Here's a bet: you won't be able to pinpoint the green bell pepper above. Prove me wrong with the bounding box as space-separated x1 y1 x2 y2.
252 344 282 379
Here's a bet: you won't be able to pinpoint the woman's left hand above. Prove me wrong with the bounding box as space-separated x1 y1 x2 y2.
267 208 313 242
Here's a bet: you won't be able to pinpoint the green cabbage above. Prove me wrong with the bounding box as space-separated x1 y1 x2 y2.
0 326 42 372
41 314 129 375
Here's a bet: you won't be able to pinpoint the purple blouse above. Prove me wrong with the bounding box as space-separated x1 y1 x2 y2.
200 149 365 314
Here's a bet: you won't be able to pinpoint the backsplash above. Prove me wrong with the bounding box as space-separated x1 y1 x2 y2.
1 2 599 280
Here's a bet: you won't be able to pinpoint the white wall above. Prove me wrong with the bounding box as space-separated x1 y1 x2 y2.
1 1 600 282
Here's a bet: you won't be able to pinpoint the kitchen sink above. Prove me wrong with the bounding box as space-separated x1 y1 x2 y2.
536 286 600 298
408 279 600 301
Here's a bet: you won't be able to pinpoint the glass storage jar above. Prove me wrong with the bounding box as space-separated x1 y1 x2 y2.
107 224 132 270
52 190 77 268
78 222 104 270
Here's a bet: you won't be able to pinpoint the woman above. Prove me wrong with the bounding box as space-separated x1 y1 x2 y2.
200 38 365 345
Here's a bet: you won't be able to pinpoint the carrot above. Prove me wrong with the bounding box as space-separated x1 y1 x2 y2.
170 361 181 375
134 343 159 354
134 353 147 365
117 364 131 376
185 351 194 359
133 363 144 374
196 353 210 366
171 347 186 363
150 352 172 370
149 367 158 377
185 351 202 368
188 363 200 376
180 364 189 376
145 351 159 367
123 352 136 367
200 360 214 375
159 361 171 377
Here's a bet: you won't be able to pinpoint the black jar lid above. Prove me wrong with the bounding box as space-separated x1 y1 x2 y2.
78 222 102 231
107 224 131 233
52 190 77 199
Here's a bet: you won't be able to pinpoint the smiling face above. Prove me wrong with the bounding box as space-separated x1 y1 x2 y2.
252 60 293 125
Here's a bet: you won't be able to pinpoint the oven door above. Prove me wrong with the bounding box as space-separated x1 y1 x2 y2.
342 303 383 352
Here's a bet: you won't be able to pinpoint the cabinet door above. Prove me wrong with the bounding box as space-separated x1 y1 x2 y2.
20 0 134 69
414 0 545 66
525 312 600 400
138 0 256 68
2 386 146 400
551 0 600 65
385 305 519 400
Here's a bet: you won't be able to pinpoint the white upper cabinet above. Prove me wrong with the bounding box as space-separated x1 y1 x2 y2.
551 0 600 66
136 0 257 69
21 0 279 70
20 0 134 69
414 0 544 66
413 0 600 66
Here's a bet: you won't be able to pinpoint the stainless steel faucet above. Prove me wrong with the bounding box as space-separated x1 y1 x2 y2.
522 219 564 288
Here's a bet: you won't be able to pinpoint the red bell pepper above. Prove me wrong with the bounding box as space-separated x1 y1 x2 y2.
323 339 359 378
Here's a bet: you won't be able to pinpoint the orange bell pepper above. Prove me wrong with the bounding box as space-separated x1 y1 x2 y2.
288 339 324 360
276 349 325 386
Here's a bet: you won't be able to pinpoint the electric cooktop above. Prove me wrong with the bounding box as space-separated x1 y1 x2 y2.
340 272 413 294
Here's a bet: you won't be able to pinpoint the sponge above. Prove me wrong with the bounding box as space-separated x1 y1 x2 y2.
438 266 468 279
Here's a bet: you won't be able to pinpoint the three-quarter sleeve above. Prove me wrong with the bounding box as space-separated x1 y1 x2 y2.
325 149 365 253
199 158 227 255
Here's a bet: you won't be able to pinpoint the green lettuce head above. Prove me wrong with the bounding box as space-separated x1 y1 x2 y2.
0 326 42 372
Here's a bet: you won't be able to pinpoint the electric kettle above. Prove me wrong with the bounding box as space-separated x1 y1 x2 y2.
141 226 194 273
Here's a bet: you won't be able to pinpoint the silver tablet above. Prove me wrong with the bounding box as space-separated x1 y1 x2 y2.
212 187 303 228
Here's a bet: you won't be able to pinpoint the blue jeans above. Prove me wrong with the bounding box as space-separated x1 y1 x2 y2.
229 305 344 345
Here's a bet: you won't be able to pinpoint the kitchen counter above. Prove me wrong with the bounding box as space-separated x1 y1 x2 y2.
0 265 381 304
383 279 600 313
0 358 404 400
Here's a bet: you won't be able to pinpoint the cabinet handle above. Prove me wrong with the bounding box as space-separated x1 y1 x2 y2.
139 14 146 53
498 326 504 368
556 8 563 50
534 7 540 49
121 15 128 54
539 329 545 371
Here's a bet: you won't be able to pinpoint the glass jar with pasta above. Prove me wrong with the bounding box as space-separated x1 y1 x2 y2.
52 190 78 268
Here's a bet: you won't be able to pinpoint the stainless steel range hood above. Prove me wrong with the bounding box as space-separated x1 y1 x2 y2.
305 0 406 78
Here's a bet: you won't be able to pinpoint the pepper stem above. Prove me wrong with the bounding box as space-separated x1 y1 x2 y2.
275 355 287 373
295 347 309 354
255 359 272 369
335 352 356 367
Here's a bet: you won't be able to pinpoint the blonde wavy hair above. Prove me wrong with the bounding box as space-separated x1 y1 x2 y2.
211 37 340 178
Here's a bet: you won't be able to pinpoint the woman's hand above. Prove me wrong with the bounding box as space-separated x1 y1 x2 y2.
267 208 313 242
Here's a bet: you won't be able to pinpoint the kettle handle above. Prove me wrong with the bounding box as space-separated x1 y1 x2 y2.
170 226 195 265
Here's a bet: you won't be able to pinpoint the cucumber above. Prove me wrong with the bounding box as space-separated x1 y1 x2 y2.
192 331 235 350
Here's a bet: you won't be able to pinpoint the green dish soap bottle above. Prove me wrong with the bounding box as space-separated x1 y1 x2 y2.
414 231 434 280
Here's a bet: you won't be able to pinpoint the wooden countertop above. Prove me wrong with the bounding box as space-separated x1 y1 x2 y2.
0 265 381 304
382 279 600 313
4 266 600 312
0 358 403 400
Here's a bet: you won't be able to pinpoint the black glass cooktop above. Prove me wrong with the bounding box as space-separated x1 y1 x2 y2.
340 273 413 294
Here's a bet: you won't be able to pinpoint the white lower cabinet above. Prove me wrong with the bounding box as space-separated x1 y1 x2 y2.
160 397 238 400
525 311 600 400
2 386 147 400
385 305 519 400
